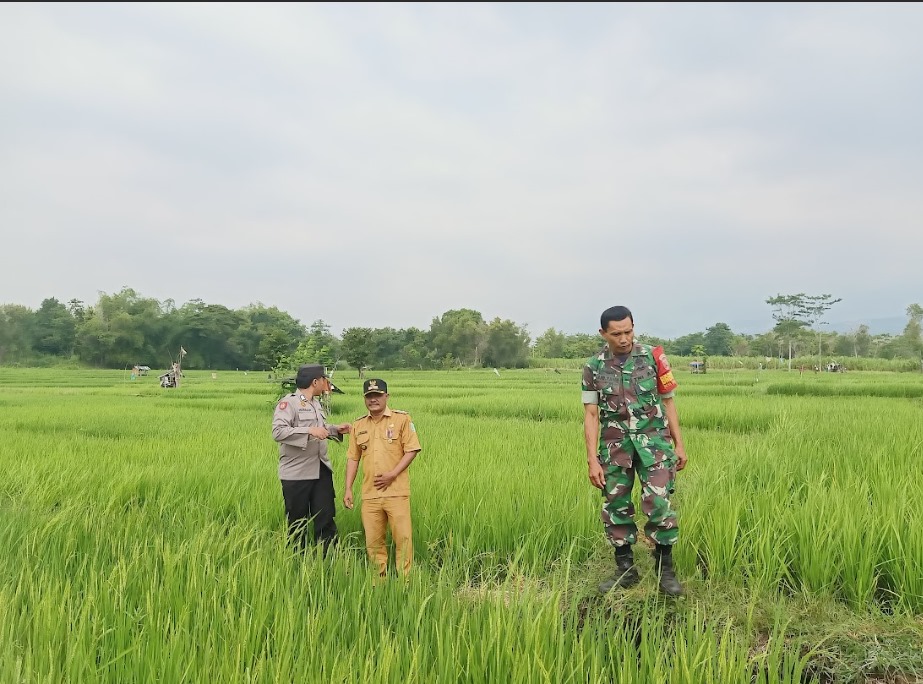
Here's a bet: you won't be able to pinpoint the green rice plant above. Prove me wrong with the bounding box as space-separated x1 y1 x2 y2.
0 368 921 682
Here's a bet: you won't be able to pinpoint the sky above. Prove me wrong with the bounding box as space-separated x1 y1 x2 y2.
1 3 921 338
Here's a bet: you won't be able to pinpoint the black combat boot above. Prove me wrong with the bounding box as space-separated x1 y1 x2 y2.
653 544 683 596
598 546 640 593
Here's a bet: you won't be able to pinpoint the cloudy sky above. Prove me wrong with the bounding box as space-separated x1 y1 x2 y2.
1 3 921 338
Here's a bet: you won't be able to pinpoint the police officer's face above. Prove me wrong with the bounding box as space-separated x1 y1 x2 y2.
600 318 634 353
364 391 388 415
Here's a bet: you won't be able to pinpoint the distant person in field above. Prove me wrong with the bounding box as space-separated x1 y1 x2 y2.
272 364 351 553
343 379 421 578
582 306 688 596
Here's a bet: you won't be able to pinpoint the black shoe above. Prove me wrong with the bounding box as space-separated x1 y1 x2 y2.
599 548 640 593
653 545 683 596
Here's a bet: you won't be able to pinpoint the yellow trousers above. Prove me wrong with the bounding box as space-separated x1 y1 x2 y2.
361 496 412 577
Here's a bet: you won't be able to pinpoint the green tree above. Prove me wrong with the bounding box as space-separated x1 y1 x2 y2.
670 332 706 356
254 328 294 371
749 332 777 358
400 327 431 369
76 288 167 367
66 299 87 323
903 304 923 359
562 333 602 359
237 304 305 369
636 333 670 348
0 304 35 364
534 328 566 358
176 301 246 369
32 298 76 357
766 293 841 370
370 327 406 368
429 309 486 366
731 335 751 357
482 318 530 368
341 327 374 376
703 322 734 356
852 325 872 358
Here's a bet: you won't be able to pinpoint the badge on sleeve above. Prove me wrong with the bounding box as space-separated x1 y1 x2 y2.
278 401 288 410
653 346 678 394
410 422 416 432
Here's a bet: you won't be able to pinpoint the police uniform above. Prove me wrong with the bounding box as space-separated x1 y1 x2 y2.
347 379 421 577
582 343 680 548
271 364 341 550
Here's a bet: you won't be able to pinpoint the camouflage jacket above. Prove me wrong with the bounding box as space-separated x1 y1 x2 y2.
582 344 678 467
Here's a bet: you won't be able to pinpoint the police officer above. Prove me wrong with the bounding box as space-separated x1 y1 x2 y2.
582 306 688 596
343 379 421 578
272 363 351 552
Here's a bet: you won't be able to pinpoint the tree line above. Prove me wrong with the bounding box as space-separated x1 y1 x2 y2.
1 288 921 371
0 291 534 371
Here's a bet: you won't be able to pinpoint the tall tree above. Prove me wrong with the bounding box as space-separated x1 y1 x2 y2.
176 301 246 369
32 298 76 356
429 309 486 366
237 304 305 370
704 322 734 356
766 293 841 370
562 333 603 359
341 327 374 376
903 303 923 360
399 327 431 369
534 328 566 358
76 288 166 367
0 304 35 364
670 332 706 356
482 318 531 368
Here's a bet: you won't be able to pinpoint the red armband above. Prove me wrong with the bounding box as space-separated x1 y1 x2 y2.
653 346 678 394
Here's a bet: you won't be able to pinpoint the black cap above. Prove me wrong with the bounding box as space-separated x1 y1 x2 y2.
295 364 328 388
362 378 388 395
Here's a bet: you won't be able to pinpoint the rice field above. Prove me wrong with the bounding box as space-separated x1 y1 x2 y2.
1 367 921 683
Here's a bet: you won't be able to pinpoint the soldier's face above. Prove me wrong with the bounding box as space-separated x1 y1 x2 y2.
600 318 634 353
365 391 388 415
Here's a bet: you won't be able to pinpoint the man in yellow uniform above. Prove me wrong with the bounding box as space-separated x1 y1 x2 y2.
344 379 421 578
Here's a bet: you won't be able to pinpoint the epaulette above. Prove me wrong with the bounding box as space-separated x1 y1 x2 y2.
355 414 368 421
393 409 408 414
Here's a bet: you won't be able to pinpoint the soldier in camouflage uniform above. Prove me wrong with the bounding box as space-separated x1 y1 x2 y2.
582 306 688 596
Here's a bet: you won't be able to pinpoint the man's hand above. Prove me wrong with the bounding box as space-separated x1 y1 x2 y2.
308 427 329 440
588 460 606 490
674 446 688 471
343 490 354 509
374 471 397 491
336 423 351 435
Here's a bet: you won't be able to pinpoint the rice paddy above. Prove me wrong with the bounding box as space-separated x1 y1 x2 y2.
1 367 921 683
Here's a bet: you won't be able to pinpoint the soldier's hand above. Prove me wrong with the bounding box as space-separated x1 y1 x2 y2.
588 460 606 490
674 447 688 471
337 423 351 435
308 427 329 440
343 491 354 509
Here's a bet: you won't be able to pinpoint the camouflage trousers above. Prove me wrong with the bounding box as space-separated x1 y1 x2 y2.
601 457 678 547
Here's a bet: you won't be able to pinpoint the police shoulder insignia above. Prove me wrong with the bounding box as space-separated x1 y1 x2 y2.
278 401 288 410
